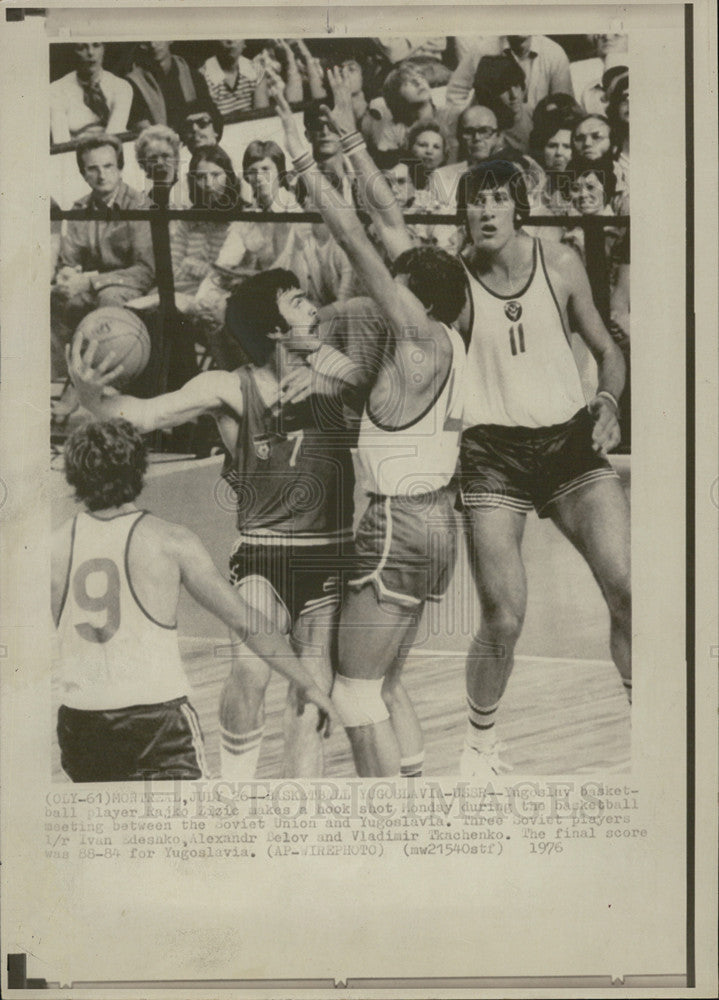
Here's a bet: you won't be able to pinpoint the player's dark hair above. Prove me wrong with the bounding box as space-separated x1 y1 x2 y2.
456 159 531 230
64 419 147 511
76 132 124 173
225 268 302 365
390 246 467 325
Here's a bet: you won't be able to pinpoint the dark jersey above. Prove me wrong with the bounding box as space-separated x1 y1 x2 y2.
222 365 355 545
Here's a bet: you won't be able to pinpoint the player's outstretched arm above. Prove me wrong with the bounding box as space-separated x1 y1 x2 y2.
269 72 429 344
174 526 338 736
323 66 413 262
558 245 626 455
68 333 244 433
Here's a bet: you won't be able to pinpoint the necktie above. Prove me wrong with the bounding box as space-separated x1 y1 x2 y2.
80 77 110 129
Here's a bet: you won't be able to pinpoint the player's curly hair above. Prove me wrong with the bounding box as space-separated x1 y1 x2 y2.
64 419 148 511
390 246 467 325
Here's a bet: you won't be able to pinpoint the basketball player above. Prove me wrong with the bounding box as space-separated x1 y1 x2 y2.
52 418 336 782
271 69 468 777
454 160 631 776
67 277 358 779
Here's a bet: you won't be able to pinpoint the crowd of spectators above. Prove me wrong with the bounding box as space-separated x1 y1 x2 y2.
50 34 630 417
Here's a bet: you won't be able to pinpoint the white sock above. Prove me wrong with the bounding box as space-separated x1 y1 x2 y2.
220 725 263 779
465 696 500 751
400 751 425 777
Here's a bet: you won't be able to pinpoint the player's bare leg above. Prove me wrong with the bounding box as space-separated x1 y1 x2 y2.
283 604 336 777
381 618 424 776
336 584 419 777
549 477 632 701
219 582 287 779
461 506 528 776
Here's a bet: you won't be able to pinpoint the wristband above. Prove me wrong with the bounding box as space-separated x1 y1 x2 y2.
292 152 315 174
340 131 366 154
596 390 619 412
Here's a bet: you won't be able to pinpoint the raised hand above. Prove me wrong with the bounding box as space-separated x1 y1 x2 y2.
321 66 358 136
266 67 306 157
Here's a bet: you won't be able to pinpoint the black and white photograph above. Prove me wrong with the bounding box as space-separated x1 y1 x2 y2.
49 27 633 782
1 0 716 994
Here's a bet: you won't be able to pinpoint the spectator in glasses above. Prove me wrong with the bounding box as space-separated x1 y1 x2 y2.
570 112 612 166
127 41 214 133
178 99 224 155
429 104 512 210
134 123 181 206
51 41 132 144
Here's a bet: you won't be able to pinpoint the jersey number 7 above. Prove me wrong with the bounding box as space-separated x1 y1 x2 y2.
73 558 121 643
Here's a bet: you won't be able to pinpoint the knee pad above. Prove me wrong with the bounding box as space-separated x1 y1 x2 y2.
332 674 389 728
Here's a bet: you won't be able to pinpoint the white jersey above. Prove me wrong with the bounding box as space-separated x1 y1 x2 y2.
356 324 466 496
463 238 587 429
56 510 188 710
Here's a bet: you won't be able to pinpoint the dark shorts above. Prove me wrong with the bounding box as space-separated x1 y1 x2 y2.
57 696 206 783
459 407 617 518
348 490 458 609
229 540 347 629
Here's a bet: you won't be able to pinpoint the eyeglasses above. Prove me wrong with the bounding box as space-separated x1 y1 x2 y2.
184 116 213 131
462 126 498 139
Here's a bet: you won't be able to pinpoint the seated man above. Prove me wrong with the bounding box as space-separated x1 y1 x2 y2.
127 41 214 134
51 132 154 381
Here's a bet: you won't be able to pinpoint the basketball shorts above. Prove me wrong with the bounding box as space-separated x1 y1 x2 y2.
229 540 347 631
459 407 618 518
348 489 458 609
57 696 207 782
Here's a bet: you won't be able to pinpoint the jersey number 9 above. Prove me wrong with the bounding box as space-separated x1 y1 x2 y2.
73 558 121 643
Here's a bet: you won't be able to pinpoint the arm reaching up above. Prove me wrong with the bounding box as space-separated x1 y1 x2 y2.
267 71 426 345
322 66 413 262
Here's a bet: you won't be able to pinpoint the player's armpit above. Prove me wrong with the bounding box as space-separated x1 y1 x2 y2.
139 371 244 432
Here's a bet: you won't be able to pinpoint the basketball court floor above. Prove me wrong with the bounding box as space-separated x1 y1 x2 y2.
51 445 631 780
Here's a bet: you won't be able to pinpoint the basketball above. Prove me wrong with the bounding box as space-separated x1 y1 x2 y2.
74 307 151 387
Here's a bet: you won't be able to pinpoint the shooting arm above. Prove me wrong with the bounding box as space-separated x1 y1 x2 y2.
69 334 243 431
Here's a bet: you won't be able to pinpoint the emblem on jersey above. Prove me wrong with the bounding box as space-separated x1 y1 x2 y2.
504 301 522 322
253 435 272 461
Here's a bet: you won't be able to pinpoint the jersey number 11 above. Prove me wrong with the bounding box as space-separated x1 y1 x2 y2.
509 323 526 356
